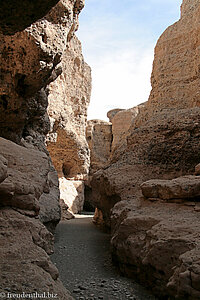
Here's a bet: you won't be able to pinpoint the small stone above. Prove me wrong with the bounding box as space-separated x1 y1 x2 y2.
73 289 81 293
101 279 107 283
78 285 87 290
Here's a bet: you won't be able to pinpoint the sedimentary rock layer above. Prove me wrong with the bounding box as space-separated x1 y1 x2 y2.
0 137 73 298
86 119 112 174
0 0 88 297
47 34 91 180
89 0 200 298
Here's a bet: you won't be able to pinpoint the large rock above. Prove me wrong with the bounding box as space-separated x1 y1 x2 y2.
107 108 124 122
0 138 73 298
141 175 200 201
59 177 84 214
0 137 60 227
0 137 50 214
46 32 91 218
111 201 200 299
135 0 200 127
90 108 200 231
0 208 73 299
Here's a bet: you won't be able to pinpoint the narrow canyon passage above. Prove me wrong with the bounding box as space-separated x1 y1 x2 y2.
51 214 156 300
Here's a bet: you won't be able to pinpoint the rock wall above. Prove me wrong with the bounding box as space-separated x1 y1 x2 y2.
86 119 112 174
135 0 200 126
86 105 146 228
89 0 200 298
46 31 91 215
0 138 72 299
46 35 91 180
108 104 145 161
0 0 88 297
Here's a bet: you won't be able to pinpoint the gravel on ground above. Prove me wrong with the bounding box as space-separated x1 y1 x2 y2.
51 214 156 300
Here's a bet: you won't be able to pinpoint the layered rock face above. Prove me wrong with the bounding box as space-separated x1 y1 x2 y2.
86 119 112 174
108 104 145 161
86 107 143 228
85 119 112 214
46 36 91 214
89 0 200 298
0 141 71 297
46 35 91 180
0 0 88 297
45 3 91 216
0 139 72 298
135 0 200 126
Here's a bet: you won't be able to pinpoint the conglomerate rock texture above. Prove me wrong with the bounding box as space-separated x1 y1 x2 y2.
88 0 200 298
46 35 91 180
0 0 60 35
46 28 91 215
0 0 88 298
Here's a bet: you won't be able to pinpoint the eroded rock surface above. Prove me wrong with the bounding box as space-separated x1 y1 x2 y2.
44 4 91 217
109 104 145 160
111 200 200 299
0 209 74 300
0 0 87 297
59 177 84 214
0 0 60 35
88 0 200 298
0 0 87 147
0 138 73 298
46 34 91 180
86 119 112 174
141 175 200 201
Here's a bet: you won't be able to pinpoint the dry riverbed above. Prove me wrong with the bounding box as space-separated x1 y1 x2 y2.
51 214 156 300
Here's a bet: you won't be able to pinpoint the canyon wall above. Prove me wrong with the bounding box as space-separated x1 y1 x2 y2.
0 0 89 297
86 119 112 174
88 0 200 298
46 21 91 215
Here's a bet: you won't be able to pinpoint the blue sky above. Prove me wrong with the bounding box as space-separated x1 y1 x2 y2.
77 0 182 120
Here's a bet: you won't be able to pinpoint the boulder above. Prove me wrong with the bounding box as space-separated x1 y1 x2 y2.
0 208 73 299
59 177 84 214
141 175 200 201
111 201 200 299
